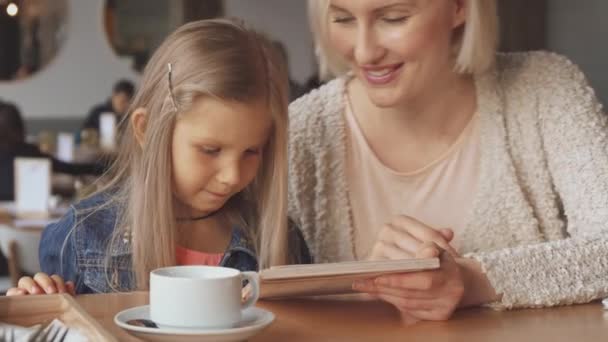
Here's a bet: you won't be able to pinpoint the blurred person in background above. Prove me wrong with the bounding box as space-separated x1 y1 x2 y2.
0 100 104 201
82 79 135 132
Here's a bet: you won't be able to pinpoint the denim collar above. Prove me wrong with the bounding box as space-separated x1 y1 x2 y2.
108 224 256 260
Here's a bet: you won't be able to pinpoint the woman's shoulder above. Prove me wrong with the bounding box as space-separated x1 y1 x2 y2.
496 51 590 93
289 77 347 130
288 76 351 160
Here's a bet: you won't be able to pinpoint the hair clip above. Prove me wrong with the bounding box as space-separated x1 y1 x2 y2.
167 63 178 111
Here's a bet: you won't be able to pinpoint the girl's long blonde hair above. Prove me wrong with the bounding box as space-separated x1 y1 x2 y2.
90 18 289 290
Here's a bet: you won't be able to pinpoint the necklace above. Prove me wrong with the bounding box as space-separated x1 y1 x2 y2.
176 211 217 222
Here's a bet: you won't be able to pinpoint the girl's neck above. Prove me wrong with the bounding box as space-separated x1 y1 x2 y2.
349 71 477 143
176 214 232 254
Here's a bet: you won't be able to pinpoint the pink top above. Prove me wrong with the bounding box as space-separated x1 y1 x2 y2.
176 245 223 266
344 96 480 258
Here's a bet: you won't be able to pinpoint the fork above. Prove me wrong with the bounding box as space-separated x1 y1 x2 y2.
43 324 69 342
30 322 69 342
53 326 69 342
27 319 62 342
1 328 16 342
0 321 69 342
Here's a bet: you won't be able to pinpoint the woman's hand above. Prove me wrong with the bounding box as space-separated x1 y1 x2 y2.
354 242 499 322
366 215 460 260
6 272 76 296
355 243 464 321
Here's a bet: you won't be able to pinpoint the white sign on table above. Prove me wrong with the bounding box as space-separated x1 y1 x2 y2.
56 132 75 162
99 112 117 150
14 157 51 217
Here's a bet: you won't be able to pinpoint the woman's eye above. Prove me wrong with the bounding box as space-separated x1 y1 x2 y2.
331 16 355 24
382 16 408 24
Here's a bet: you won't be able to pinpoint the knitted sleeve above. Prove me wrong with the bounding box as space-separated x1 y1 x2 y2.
469 53 608 309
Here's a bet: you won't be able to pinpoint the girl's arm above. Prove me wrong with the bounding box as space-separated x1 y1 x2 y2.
7 207 82 296
38 207 86 294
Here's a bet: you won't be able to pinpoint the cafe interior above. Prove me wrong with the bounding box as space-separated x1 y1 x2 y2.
0 0 606 341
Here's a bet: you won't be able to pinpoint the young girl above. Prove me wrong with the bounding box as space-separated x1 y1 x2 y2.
7 18 303 296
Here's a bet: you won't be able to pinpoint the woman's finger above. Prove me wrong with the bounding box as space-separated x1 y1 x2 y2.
376 292 455 321
353 282 438 299
392 216 460 257
439 228 454 242
374 271 442 291
379 240 415 260
380 224 421 255
416 242 442 259
374 292 437 311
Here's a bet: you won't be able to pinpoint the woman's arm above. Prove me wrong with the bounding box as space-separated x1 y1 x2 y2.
468 54 608 310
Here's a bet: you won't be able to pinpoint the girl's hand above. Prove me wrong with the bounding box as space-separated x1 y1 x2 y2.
6 272 76 296
366 215 460 260
354 242 465 322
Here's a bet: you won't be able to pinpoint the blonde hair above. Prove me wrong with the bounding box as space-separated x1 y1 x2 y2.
84 19 289 290
308 0 499 79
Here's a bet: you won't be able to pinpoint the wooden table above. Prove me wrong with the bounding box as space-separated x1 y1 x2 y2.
76 292 608 341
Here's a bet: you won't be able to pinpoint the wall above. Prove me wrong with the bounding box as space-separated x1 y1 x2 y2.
0 0 139 121
6 1 602 125
546 0 608 107
0 0 315 126
224 0 315 85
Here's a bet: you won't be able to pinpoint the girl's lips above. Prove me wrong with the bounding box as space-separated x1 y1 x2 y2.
361 63 404 85
206 190 230 199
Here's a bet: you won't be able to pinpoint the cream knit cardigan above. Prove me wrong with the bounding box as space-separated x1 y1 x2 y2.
288 52 608 310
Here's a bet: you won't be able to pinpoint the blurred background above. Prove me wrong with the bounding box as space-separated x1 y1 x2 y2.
0 0 606 135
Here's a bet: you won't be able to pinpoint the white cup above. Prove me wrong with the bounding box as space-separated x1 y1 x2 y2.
150 266 260 329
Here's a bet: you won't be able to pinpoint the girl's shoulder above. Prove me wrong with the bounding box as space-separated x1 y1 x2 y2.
71 192 120 234
45 191 121 254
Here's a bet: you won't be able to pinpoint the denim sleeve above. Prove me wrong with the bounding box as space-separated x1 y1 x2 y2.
39 207 81 290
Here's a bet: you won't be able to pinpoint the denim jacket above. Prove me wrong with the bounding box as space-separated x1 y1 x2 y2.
39 193 274 294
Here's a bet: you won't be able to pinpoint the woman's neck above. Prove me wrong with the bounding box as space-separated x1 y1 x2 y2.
349 72 477 143
346 71 477 173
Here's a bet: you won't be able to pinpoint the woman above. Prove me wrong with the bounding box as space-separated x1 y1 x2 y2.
289 0 608 321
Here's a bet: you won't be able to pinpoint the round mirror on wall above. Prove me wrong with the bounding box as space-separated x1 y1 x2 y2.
104 0 223 73
0 0 68 81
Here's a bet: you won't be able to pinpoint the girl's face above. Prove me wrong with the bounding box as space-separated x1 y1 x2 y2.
171 96 272 217
327 0 466 107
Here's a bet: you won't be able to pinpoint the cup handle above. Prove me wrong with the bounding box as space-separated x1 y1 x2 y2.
241 271 260 310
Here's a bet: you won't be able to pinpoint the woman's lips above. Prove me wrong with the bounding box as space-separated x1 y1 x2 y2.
361 63 404 85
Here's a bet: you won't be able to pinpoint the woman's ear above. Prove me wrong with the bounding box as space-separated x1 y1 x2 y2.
452 0 468 28
131 107 147 147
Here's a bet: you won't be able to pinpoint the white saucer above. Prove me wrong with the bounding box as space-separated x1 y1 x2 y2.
114 305 275 342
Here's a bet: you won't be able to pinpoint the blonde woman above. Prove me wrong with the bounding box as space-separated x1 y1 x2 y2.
289 0 608 321
8 18 306 295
